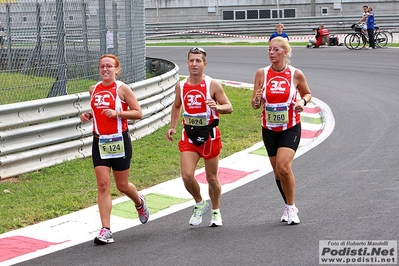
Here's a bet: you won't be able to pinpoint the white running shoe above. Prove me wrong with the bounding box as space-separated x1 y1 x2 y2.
280 206 289 222
189 200 209 226
287 205 300 225
210 210 223 227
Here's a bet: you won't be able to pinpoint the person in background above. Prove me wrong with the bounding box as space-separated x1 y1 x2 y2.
269 23 289 42
357 5 369 34
308 24 329 48
106 27 114 54
166 47 233 227
0 22 5 50
365 6 376 49
251 37 311 225
320 25 330 46
80 54 149 245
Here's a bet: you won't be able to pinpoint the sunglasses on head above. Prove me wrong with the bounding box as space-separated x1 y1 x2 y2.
190 47 207 56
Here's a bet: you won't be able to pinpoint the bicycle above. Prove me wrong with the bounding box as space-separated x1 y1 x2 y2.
344 23 392 50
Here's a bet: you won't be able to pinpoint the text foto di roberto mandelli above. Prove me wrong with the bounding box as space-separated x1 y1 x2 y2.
319 240 397 265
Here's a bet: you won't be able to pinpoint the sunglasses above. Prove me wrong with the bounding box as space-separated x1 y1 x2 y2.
190 47 207 56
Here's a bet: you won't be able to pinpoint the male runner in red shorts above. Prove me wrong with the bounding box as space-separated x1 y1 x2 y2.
166 47 233 227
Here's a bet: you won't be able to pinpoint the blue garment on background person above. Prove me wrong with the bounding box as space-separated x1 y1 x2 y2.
366 12 374 30
366 10 375 48
269 32 289 41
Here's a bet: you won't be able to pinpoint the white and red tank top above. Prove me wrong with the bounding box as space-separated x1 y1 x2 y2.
261 65 300 132
91 81 128 135
180 75 220 141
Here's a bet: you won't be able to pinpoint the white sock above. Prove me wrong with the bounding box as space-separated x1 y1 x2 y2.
195 200 204 206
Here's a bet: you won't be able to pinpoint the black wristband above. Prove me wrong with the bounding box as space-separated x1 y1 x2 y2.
88 113 93 120
302 98 307 106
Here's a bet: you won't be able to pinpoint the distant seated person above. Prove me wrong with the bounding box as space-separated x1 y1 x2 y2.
268 23 289 42
308 24 330 48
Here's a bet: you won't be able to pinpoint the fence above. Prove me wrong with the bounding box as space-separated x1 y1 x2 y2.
0 58 178 180
0 0 146 104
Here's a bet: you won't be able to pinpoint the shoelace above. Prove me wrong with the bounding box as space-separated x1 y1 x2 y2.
193 206 200 216
287 207 298 216
136 206 148 218
193 205 206 217
211 212 219 220
99 228 109 237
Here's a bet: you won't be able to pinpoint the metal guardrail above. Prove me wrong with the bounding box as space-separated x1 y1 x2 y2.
0 59 179 180
146 15 399 39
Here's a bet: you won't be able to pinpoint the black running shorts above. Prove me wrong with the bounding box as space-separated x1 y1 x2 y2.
262 123 301 157
92 130 132 171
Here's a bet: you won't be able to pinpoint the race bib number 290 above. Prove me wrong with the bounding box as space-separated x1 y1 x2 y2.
99 134 125 159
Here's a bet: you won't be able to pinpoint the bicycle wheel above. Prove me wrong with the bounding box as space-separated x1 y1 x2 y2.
345 33 363 50
344 33 359 50
375 31 388 48
380 30 393 48
344 34 354 49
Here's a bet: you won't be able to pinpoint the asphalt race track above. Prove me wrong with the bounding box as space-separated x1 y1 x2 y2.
16 45 399 265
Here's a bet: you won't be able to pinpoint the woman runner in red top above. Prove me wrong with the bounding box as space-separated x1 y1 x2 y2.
80 54 149 245
251 37 312 225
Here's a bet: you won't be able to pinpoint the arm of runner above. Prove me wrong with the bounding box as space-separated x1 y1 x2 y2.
166 82 183 141
208 79 233 114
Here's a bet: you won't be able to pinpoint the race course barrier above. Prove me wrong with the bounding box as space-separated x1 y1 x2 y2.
0 59 179 180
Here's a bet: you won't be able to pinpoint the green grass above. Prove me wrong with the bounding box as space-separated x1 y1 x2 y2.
0 73 95 104
0 86 262 234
